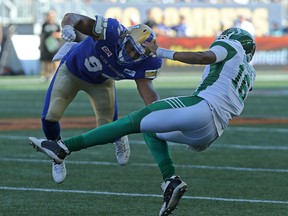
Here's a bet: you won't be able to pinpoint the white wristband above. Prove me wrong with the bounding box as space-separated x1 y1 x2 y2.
94 15 104 36
156 48 175 60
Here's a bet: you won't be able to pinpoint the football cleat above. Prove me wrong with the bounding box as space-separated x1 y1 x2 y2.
159 175 187 216
114 135 130 165
52 161 67 184
29 137 70 164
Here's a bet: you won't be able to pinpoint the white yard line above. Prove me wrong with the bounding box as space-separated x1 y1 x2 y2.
0 129 288 151
1 157 288 173
1 186 288 204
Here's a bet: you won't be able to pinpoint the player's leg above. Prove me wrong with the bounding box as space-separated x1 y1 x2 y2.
84 79 115 127
143 133 187 216
144 133 174 180
42 63 79 139
40 61 50 83
41 63 80 183
29 95 215 214
140 97 218 216
142 98 219 151
84 79 130 165
31 95 202 155
30 96 212 157
110 89 130 166
140 96 215 180
29 98 153 162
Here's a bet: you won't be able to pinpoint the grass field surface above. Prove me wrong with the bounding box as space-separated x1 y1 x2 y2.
0 71 288 215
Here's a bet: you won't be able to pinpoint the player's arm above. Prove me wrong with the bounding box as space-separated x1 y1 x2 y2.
61 13 106 41
135 78 160 105
172 51 216 64
144 41 228 65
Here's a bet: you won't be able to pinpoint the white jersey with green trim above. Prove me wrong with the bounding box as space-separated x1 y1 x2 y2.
193 38 256 135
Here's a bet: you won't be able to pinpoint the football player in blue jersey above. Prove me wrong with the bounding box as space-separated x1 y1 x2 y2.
30 27 256 215
40 13 162 184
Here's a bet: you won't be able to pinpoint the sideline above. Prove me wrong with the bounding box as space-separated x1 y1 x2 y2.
1 116 288 131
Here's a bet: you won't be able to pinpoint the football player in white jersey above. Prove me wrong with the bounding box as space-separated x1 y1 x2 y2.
39 13 162 184
29 28 256 216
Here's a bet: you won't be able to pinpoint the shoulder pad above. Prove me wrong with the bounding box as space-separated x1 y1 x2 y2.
93 15 108 40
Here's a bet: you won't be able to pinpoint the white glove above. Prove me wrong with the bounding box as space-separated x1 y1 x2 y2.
61 25 76 42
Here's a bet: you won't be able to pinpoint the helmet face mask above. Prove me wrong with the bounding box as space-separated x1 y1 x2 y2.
117 24 156 66
218 27 256 62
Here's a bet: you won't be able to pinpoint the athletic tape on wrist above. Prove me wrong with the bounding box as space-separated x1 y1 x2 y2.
156 48 175 60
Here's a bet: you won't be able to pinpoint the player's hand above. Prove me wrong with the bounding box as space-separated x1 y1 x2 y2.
61 25 76 42
143 41 158 54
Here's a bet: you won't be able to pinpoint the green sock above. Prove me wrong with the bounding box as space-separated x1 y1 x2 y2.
143 133 175 180
64 116 134 151
64 106 152 152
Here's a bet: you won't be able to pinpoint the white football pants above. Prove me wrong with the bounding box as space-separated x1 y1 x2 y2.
140 100 219 151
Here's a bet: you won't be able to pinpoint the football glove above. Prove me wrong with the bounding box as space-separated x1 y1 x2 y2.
61 25 76 42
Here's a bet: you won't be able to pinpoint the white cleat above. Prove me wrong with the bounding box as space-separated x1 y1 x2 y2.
114 135 130 166
52 161 67 184
28 137 69 164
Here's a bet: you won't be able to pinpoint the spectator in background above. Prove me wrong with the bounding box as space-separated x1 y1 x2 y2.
234 15 255 66
215 21 225 36
283 25 288 35
143 8 157 29
154 15 174 37
234 15 255 38
171 15 188 37
0 22 3 55
39 10 62 83
0 24 17 75
270 21 283 36
0 22 3 74
128 14 139 27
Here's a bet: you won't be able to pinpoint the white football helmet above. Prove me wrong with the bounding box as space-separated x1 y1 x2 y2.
117 24 156 66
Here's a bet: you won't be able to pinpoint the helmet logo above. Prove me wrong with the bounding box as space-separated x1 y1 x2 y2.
227 28 241 39
131 24 141 29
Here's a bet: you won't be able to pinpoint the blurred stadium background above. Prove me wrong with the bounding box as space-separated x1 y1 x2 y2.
0 0 287 75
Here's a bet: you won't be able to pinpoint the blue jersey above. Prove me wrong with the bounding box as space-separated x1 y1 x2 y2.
62 18 162 84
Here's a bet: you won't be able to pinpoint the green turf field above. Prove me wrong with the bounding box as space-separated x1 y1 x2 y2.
0 71 288 216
